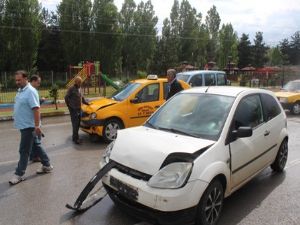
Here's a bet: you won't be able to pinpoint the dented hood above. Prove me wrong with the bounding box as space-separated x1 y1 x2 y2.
82 97 117 113
110 126 215 175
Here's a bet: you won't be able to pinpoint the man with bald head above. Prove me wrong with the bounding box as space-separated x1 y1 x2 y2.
166 68 183 100
65 76 89 144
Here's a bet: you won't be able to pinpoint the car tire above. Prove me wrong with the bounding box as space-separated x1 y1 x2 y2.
291 101 300 115
196 179 224 225
271 139 288 172
102 119 123 142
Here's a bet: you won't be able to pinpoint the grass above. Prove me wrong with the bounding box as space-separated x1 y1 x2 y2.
0 106 69 117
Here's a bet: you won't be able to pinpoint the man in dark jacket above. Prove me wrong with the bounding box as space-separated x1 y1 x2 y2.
166 69 183 100
65 76 89 144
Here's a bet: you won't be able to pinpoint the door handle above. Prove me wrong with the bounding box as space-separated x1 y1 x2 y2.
264 130 270 136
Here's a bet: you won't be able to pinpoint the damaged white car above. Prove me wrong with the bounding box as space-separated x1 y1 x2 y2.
100 86 288 225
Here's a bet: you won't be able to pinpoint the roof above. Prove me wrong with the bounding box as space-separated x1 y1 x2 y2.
177 70 225 76
133 78 167 84
182 86 272 97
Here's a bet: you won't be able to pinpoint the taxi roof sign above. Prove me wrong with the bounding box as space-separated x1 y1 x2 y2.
147 74 158 80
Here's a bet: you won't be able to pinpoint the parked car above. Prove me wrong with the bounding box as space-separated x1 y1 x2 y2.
275 79 300 114
176 70 227 87
100 86 288 225
80 75 190 142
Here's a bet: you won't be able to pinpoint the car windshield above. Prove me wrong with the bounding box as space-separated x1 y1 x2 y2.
176 74 190 82
282 81 300 92
111 82 141 101
146 93 235 140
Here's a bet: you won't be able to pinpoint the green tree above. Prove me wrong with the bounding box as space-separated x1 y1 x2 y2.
2 0 41 71
267 46 283 66
205 5 221 61
58 0 92 65
91 0 121 75
238 33 252 68
49 84 59 110
252 31 268 68
218 23 238 69
289 31 300 65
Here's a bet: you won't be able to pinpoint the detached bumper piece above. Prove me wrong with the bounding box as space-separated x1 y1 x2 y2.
104 184 197 225
66 161 116 212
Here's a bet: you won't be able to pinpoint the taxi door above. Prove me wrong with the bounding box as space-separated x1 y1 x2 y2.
127 82 162 127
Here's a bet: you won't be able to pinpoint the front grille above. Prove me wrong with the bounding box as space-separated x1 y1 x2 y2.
112 160 152 181
81 111 89 118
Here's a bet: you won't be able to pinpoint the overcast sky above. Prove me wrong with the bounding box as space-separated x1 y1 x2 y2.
39 0 300 46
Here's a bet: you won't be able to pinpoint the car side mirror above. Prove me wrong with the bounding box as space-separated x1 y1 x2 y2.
227 126 253 144
130 97 139 104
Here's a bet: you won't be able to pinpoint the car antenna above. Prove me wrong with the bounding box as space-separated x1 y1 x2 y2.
205 86 209 93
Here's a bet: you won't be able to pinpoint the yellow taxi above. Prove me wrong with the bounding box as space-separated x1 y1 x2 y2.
80 75 190 142
275 80 300 115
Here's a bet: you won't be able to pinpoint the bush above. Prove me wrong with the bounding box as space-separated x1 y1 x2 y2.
137 70 147 79
49 84 59 110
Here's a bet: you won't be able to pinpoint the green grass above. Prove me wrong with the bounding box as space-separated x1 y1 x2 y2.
0 107 69 117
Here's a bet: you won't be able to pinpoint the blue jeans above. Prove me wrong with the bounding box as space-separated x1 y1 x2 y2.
15 128 50 176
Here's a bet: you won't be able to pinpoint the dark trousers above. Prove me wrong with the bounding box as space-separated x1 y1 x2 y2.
69 107 81 141
30 136 50 166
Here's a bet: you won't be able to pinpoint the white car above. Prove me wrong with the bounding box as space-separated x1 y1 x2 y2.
100 86 288 225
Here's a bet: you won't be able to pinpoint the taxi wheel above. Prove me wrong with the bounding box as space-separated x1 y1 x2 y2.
291 102 300 115
102 119 124 142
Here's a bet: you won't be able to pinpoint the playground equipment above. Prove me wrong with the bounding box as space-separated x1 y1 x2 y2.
66 61 120 96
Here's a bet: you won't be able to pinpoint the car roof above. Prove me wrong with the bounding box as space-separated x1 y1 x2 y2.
177 70 225 76
132 78 167 84
182 86 273 97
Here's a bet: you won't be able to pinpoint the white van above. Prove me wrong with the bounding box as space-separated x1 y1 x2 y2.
176 70 227 87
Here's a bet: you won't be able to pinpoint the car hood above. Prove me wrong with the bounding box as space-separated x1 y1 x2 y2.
275 91 300 98
110 126 215 175
82 97 117 113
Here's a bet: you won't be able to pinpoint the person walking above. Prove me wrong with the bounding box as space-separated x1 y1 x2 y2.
166 68 183 100
9 71 53 185
65 76 89 144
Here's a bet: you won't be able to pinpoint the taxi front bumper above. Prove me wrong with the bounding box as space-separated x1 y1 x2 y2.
80 118 104 135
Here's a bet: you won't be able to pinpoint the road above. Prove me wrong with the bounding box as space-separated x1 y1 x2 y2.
0 115 300 225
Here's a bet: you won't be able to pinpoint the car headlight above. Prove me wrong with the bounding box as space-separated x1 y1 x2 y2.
147 162 193 189
101 141 115 166
90 112 97 119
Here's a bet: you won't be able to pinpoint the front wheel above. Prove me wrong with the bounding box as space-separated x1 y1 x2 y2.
271 139 288 172
102 119 123 142
291 102 300 115
196 180 224 225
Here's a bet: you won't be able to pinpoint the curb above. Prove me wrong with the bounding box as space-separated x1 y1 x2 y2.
0 111 70 122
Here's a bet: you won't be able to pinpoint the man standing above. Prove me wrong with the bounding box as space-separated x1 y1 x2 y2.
9 71 53 185
65 76 89 144
166 69 183 100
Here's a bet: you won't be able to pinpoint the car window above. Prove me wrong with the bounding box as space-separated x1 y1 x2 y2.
233 95 264 129
189 74 203 87
112 82 141 101
136 83 159 102
176 73 190 82
217 73 226 85
260 93 281 121
204 74 216 86
163 82 168 100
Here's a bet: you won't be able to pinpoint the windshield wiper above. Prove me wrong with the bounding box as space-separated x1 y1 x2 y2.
144 121 157 129
157 127 199 138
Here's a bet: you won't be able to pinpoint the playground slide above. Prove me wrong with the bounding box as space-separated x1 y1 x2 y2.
101 74 120 90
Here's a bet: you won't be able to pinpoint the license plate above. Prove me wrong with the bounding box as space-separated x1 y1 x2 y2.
110 176 138 200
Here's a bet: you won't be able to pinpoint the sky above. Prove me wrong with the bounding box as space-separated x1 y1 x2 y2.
39 0 300 46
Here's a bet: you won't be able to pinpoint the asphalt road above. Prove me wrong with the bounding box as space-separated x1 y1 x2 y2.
0 115 300 225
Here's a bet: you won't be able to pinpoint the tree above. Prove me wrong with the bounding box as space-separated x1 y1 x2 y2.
58 0 92 65
252 31 268 68
205 5 221 61
91 0 121 76
238 33 252 68
218 23 238 69
267 46 283 66
49 84 59 110
2 0 42 71
289 31 300 65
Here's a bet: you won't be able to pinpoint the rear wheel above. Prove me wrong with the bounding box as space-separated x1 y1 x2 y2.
102 119 123 142
291 102 300 115
271 139 288 172
196 179 224 225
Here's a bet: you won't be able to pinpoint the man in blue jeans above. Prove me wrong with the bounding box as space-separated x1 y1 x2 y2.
9 70 53 185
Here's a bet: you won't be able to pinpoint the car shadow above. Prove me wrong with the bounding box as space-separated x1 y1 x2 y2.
218 168 286 225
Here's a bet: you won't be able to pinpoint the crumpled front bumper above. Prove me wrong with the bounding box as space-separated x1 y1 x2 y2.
80 118 105 135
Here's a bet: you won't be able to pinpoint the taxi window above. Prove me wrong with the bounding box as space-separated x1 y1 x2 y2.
136 83 159 102
163 82 168 100
112 82 141 101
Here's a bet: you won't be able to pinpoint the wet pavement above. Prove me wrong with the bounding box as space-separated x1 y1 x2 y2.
0 115 300 225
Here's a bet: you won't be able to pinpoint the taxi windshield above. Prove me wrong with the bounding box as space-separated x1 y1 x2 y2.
146 93 234 141
282 81 300 92
112 82 141 101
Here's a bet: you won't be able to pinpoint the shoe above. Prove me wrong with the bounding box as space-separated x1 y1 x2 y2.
36 165 54 174
73 139 82 145
9 175 25 185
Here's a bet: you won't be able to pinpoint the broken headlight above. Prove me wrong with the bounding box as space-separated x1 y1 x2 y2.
100 141 115 167
147 162 193 189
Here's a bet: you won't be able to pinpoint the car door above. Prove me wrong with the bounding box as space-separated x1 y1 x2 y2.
127 82 161 127
229 94 269 188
